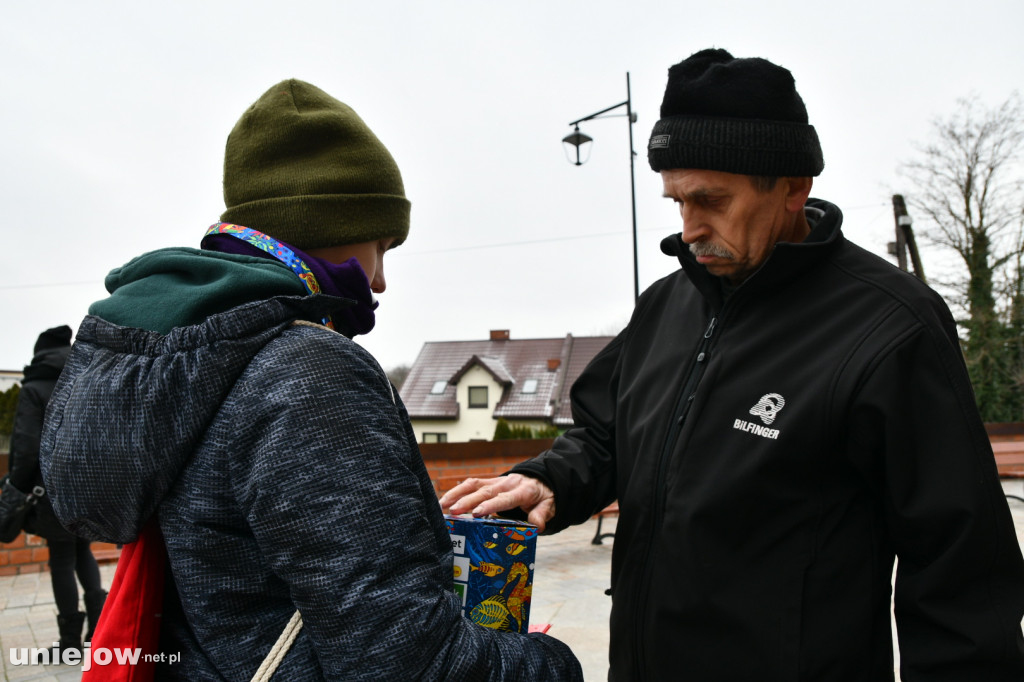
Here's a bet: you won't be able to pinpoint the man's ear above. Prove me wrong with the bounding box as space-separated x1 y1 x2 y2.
784 177 813 213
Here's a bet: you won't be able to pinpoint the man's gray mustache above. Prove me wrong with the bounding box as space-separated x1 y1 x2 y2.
689 242 733 259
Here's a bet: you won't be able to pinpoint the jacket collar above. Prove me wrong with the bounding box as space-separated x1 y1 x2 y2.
660 198 845 310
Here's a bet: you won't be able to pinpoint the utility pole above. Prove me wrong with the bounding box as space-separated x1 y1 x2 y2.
888 194 926 282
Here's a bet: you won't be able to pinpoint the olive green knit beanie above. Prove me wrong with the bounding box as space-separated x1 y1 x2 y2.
220 79 410 250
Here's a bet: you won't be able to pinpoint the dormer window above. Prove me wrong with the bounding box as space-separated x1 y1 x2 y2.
430 381 448 395
468 386 489 408
522 379 538 394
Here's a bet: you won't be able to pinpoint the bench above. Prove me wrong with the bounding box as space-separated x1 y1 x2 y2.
996 441 1024 504
591 502 619 545
994 441 1024 476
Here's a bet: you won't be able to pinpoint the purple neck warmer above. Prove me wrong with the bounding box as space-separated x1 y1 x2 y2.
201 233 377 336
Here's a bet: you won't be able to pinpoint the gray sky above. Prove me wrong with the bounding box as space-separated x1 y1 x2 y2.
2 0 1022 372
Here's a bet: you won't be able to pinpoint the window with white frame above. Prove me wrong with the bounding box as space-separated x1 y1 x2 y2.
422 432 448 443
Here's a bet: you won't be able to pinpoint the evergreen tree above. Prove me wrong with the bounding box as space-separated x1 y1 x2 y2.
493 418 513 440
0 384 21 437
534 425 560 438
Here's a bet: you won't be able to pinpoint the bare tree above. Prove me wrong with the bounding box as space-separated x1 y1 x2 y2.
386 364 411 390
901 93 1024 421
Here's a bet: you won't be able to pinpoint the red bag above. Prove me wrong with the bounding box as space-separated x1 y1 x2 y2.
83 520 166 681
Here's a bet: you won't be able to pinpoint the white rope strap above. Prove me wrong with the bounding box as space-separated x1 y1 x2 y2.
251 610 303 682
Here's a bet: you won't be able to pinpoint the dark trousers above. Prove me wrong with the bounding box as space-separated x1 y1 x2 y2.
47 536 101 616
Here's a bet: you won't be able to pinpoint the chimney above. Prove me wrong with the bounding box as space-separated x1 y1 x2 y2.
547 358 561 371
490 330 510 341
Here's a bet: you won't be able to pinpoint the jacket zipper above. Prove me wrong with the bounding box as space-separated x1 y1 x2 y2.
633 315 718 680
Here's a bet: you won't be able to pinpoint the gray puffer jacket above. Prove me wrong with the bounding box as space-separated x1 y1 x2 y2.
41 295 581 681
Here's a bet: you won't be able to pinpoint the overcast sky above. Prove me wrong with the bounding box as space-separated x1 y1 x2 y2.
2 0 1022 373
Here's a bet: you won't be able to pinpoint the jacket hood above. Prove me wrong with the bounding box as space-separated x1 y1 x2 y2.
40 294 352 543
22 346 70 383
90 246 307 334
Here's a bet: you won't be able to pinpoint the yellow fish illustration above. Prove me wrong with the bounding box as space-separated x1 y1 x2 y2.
471 562 505 577
505 543 526 556
483 541 497 549
470 562 531 632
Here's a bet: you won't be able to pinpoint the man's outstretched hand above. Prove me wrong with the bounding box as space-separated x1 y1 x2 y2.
439 473 556 532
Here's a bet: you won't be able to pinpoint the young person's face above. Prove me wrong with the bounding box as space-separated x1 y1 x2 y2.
307 237 398 293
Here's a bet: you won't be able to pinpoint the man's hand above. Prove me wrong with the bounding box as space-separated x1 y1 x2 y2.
439 474 556 532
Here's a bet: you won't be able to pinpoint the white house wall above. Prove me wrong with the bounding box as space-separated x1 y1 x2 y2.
411 419 458 444
0 372 22 393
451 366 501 441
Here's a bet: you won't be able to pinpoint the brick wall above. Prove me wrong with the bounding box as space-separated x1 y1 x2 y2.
421 438 554 496
0 532 50 575
0 533 120 576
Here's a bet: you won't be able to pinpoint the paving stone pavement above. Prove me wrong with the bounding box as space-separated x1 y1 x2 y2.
2 506 1023 681
0 562 117 682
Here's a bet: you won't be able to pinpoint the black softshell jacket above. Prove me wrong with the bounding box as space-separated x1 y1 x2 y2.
513 199 1024 681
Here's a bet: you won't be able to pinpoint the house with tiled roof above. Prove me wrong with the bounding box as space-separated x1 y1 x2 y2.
400 330 614 443
0 370 22 394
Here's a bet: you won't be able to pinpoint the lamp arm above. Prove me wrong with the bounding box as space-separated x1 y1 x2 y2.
568 100 630 127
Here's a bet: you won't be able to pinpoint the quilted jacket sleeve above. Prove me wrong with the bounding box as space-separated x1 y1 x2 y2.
231 326 582 681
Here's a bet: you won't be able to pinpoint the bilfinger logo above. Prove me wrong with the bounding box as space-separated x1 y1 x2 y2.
749 393 786 425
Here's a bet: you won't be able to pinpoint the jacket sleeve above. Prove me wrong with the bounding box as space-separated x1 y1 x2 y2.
511 332 624 534
8 384 45 491
845 312 1024 679
232 328 582 681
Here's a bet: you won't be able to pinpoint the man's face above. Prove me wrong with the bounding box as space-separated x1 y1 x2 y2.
660 169 807 285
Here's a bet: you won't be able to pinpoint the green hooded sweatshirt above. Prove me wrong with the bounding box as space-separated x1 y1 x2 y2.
89 248 305 334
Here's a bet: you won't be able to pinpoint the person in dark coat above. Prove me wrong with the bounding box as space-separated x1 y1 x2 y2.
41 80 582 680
8 325 106 655
442 48 1024 681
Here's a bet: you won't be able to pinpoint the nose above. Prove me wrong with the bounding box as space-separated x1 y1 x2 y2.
679 204 708 244
370 265 386 294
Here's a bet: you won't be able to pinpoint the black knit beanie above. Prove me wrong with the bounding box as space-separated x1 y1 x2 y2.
34 325 72 354
647 48 823 177
220 79 410 250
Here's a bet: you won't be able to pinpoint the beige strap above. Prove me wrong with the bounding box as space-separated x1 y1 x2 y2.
251 611 303 682
291 319 330 331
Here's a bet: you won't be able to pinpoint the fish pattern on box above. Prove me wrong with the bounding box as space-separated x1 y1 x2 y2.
446 515 539 633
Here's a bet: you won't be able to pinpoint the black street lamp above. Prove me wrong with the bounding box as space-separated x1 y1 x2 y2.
562 72 639 303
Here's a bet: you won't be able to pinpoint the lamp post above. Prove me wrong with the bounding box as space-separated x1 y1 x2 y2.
562 72 640 303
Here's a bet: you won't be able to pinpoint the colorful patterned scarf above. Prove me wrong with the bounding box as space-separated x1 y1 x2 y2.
202 223 378 335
